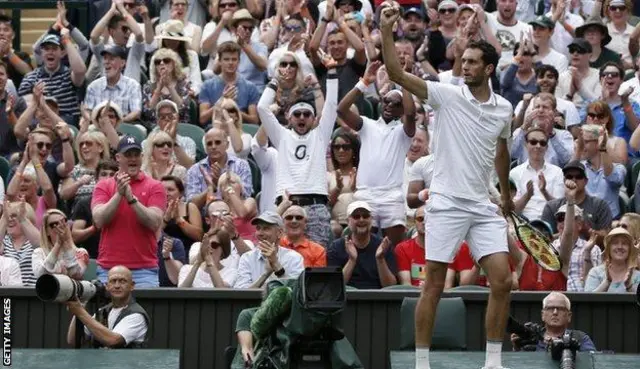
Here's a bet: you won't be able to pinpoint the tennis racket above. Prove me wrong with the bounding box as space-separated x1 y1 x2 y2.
510 212 561 272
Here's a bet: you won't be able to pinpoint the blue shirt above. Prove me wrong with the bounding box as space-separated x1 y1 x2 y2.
238 42 268 93
582 160 626 218
198 74 260 112
156 234 187 287
534 329 597 352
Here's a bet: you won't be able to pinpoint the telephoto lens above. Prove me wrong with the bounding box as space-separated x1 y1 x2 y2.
35 274 105 303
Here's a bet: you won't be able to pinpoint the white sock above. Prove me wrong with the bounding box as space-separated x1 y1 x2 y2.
485 340 503 368
415 347 430 369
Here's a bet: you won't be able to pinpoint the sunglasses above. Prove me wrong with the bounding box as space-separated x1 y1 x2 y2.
79 141 94 148
206 140 223 147
383 99 402 108
351 213 371 220
36 142 52 150
48 219 66 229
415 216 425 222
284 24 303 32
564 174 585 181
332 144 352 151
527 139 548 147
154 58 173 65
154 141 174 148
600 71 620 79
609 6 626 12
210 210 231 218
438 8 456 14
285 215 305 221
219 2 237 8
292 111 312 118
568 47 588 55
587 112 607 119
279 61 297 68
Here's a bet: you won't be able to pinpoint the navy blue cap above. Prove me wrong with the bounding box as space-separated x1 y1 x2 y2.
117 135 142 153
404 7 427 21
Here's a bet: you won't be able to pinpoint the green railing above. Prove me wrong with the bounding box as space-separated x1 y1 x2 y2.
0 0 90 51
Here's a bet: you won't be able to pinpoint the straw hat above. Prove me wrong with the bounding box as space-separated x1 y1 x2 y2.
230 9 257 28
604 227 638 268
155 20 192 43
91 100 123 123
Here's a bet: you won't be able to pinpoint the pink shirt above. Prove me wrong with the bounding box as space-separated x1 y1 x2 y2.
91 172 166 269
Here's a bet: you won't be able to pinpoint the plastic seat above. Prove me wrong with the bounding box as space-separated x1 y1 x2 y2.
247 158 261 196
382 284 420 291
399 297 467 350
117 123 146 142
188 99 199 126
242 123 259 137
177 123 205 159
83 259 97 281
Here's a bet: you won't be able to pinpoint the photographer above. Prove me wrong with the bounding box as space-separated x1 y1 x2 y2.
65 265 149 349
510 292 596 352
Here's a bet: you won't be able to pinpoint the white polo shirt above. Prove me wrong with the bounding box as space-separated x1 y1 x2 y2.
408 155 435 188
250 137 278 213
539 49 569 74
257 77 338 197
425 81 513 202
510 160 565 220
356 117 412 190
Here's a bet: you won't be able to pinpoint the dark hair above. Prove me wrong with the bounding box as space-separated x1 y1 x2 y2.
0 14 13 28
161 38 191 68
108 14 125 30
330 128 360 170
327 28 344 39
160 175 185 193
466 40 500 71
217 41 241 59
599 61 624 78
535 64 559 80
96 159 118 173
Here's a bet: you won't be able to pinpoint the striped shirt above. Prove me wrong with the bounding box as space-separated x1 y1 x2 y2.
2 236 36 286
184 156 253 203
552 238 602 292
84 75 142 117
18 65 81 119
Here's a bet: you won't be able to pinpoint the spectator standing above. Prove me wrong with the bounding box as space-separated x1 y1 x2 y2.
91 135 166 287
529 16 569 73
487 0 533 70
327 129 360 238
250 126 278 213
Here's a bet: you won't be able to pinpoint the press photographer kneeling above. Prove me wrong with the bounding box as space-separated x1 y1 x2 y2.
510 292 596 352
64 265 149 348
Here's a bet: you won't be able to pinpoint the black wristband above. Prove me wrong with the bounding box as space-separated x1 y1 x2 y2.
321 17 331 23
61 138 71 143
274 267 285 277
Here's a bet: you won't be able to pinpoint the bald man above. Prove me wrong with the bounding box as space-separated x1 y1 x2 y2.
66 265 150 349
184 127 253 210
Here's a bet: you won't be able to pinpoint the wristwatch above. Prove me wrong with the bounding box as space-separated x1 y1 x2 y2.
274 267 286 277
128 197 138 205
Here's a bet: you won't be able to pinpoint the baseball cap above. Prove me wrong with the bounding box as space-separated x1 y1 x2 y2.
100 44 128 59
40 34 61 47
347 201 372 217
404 7 427 21
568 38 592 53
156 99 179 115
562 160 587 177
529 15 555 29
555 204 584 219
251 211 284 227
117 135 142 153
438 0 459 11
530 220 554 237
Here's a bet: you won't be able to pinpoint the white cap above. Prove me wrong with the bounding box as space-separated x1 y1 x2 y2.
555 204 584 219
347 201 372 217
156 99 179 115
438 0 459 11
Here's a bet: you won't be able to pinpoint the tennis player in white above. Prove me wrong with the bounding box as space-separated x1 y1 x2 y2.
380 5 514 369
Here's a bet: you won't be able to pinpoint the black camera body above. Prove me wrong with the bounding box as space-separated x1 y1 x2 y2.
506 316 545 352
550 331 581 369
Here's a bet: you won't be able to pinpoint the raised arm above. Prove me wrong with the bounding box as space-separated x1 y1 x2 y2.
256 81 285 146
337 61 381 131
90 2 117 44
379 5 428 101
559 180 577 277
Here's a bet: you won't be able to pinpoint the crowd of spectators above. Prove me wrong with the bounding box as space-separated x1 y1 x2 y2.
0 0 640 295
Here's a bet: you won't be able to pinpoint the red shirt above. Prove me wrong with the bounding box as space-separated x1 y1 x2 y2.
449 242 514 287
519 255 567 291
91 172 166 269
394 238 426 286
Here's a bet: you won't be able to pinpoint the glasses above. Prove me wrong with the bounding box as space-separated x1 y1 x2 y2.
292 111 312 118
284 24 303 32
206 139 223 147
527 139 548 147
587 112 607 119
438 8 457 14
48 219 66 229
279 61 297 68
154 58 172 65
154 141 174 148
568 47 588 55
609 6 626 12
219 2 237 9
285 215 305 221
601 71 620 79
79 141 94 148
332 144 352 151
564 174 585 181
36 142 52 150
350 213 371 220
415 216 425 222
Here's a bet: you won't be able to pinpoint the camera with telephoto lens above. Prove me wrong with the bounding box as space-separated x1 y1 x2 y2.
35 274 106 303
506 316 545 352
549 331 580 369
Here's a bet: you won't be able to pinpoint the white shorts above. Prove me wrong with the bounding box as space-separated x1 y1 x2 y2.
425 193 508 263
355 188 406 229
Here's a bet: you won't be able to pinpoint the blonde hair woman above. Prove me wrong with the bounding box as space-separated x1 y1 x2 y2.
142 48 193 126
585 227 640 292
272 51 322 125
60 130 110 203
142 130 187 180
213 98 252 158
32 209 89 280
155 20 202 94
619 213 640 241
0 200 40 286
219 172 258 242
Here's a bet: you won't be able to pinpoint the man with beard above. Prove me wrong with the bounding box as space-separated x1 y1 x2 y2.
327 201 397 289
338 61 415 247
256 56 338 248
379 4 514 369
401 7 428 50
92 135 166 287
487 0 532 71
309 0 366 115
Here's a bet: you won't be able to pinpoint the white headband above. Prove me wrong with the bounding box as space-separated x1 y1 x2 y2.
287 102 315 118
385 89 403 99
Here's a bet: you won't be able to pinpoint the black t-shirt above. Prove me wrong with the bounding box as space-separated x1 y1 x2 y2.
0 94 27 158
327 234 397 289
71 197 100 259
156 235 187 287
317 58 367 117
541 195 613 235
